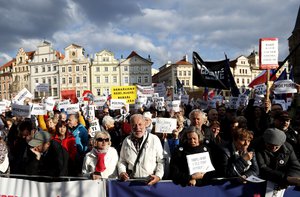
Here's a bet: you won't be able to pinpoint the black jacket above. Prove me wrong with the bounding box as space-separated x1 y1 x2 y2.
256 141 300 185
25 140 69 178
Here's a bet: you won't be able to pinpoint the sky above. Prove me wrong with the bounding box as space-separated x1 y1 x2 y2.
0 0 299 69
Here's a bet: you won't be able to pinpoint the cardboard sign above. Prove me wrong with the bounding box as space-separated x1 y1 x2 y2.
89 120 101 137
186 152 215 175
36 83 50 92
13 88 33 104
66 103 80 114
111 86 137 104
0 102 6 113
12 103 31 117
86 105 95 120
155 117 177 134
31 104 47 115
273 99 287 111
110 99 126 110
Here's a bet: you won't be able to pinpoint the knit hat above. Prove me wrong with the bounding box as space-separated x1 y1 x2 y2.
263 128 286 146
28 131 51 147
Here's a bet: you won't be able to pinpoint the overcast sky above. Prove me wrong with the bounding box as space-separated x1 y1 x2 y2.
0 0 299 69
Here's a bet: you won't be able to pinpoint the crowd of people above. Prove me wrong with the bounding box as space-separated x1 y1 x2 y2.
0 95 300 191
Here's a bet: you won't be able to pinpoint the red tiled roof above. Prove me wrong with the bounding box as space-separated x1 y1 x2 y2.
56 51 65 59
0 58 15 70
126 51 152 63
26 51 35 60
175 58 192 65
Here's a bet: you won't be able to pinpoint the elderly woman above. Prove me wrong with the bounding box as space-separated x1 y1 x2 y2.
169 126 217 186
219 128 259 182
82 131 119 179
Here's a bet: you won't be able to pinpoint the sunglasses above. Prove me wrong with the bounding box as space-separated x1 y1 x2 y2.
96 138 110 142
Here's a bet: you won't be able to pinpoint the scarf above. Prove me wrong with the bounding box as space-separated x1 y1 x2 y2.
93 148 107 173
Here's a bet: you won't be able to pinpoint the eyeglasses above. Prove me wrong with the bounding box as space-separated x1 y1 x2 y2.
96 138 110 142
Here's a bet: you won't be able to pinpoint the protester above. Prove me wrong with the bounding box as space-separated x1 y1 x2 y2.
170 126 217 186
25 130 69 178
0 132 9 174
82 131 118 179
143 111 154 133
209 121 223 145
118 114 164 185
219 128 259 182
256 128 300 188
101 115 122 152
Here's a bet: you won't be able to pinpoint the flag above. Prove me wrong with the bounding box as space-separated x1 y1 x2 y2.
248 69 276 88
202 87 208 101
82 90 94 101
275 68 287 81
208 89 215 100
192 52 230 89
175 77 184 95
224 56 240 97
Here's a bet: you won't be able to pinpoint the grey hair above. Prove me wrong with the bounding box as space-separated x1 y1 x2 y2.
102 115 115 127
182 126 204 144
130 113 145 124
189 109 204 120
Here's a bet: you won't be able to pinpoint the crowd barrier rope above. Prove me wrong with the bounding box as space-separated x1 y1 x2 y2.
1 175 300 197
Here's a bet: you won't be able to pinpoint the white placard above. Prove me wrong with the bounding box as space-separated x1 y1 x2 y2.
246 175 265 183
89 120 101 137
137 85 154 96
180 95 189 105
259 38 279 69
273 99 287 111
186 152 215 175
58 100 71 111
66 103 80 114
153 83 166 97
13 88 33 104
110 99 126 110
155 117 177 134
134 97 147 109
35 83 49 92
31 104 47 115
0 102 6 112
94 96 107 107
11 103 31 117
44 97 55 111
86 105 96 120
166 100 181 112
229 97 239 109
274 79 297 94
254 84 266 95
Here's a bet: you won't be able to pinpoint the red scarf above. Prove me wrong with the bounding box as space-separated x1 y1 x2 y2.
95 152 106 172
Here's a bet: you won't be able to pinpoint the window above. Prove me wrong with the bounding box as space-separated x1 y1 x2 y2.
69 77 72 83
105 67 108 72
35 78 39 83
113 76 117 83
124 66 128 72
105 76 109 83
97 88 101 96
124 76 129 83
145 76 149 83
96 76 100 83
183 71 186 76
53 88 58 96
174 71 177 76
83 76 87 83
186 80 189 86
76 66 79 72
181 80 185 85
76 77 80 83
179 71 182 76
76 91 80 97
96 67 100 72
83 65 86 71
242 78 245 83
68 67 72 72
113 67 117 71
137 76 142 83
62 78 66 84
62 67 65 72
53 77 57 84
42 78 46 83
48 78 51 84
35 68 38 73
245 70 247 74
247 79 250 83
48 66 51 72
237 78 239 83
53 66 57 71
45 58 47 62
42 67 45 72
188 71 191 76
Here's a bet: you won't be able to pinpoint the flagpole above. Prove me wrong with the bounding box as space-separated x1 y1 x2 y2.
265 69 271 112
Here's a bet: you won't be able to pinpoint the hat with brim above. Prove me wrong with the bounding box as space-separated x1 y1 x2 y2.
263 128 286 146
274 111 292 120
28 131 51 147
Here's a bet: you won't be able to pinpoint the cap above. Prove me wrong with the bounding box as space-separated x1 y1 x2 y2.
274 111 291 120
263 128 286 146
28 131 51 147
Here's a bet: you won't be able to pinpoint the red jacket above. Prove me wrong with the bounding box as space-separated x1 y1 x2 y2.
53 132 77 161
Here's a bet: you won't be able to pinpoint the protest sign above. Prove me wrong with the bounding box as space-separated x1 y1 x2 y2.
166 100 181 112
31 104 47 115
253 84 266 95
12 103 31 117
66 103 80 114
44 97 55 111
273 80 297 94
13 88 33 104
186 152 215 175
89 119 101 137
180 94 189 105
153 83 166 97
155 117 177 134
111 86 137 104
36 83 50 92
229 97 239 109
58 100 71 111
110 99 126 110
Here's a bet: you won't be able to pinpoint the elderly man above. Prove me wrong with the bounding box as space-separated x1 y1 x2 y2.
118 114 164 185
26 130 69 177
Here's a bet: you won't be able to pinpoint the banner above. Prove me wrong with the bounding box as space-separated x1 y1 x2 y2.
111 86 137 104
192 52 230 89
273 80 297 94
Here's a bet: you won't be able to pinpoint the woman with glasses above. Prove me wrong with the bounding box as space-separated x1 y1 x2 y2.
82 131 119 179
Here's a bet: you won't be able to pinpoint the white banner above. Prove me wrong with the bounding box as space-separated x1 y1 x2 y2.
0 101 6 113
11 103 31 117
31 104 47 115
35 83 50 92
155 117 177 134
274 80 297 94
13 88 33 104
0 177 105 197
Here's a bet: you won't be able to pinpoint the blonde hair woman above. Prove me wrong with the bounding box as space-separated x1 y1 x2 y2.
82 131 119 179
